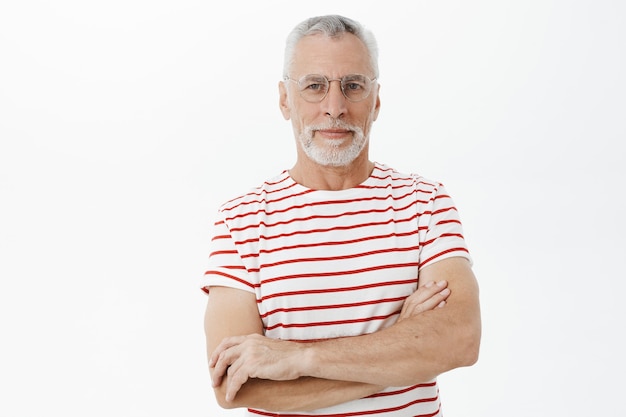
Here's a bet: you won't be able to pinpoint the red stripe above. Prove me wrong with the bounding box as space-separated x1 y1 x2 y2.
230 186 314 210
437 219 461 226
239 230 420 259
419 247 469 267
203 270 255 289
359 182 434 194
260 296 407 318
257 245 420 270
421 233 464 249
225 189 425 222
227 200 422 233
258 279 417 302
260 263 419 285
265 311 400 331
248 395 439 416
431 206 457 216
369 167 439 187
367 382 437 398
225 193 428 228
209 249 238 257
235 215 428 246
221 175 298 205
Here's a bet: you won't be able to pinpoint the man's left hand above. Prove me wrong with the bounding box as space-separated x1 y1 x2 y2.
209 334 305 402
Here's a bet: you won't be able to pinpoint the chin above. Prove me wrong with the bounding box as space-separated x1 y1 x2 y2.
299 124 368 167
304 143 366 167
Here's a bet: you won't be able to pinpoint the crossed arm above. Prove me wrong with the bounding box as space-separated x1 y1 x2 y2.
204 256 481 411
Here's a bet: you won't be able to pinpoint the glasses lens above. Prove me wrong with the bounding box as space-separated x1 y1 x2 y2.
298 75 329 102
293 74 374 102
341 75 371 101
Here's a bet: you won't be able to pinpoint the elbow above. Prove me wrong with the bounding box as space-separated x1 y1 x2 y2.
213 388 237 410
460 336 480 367
404 330 481 385
212 382 244 410
211 378 280 412
456 323 481 368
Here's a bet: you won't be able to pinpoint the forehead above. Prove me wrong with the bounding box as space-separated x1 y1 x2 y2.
290 33 373 76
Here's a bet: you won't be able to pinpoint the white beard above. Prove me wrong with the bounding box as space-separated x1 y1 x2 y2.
298 121 367 167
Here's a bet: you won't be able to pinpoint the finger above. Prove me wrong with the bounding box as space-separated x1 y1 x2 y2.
211 345 241 387
209 335 245 367
211 353 230 387
420 279 448 292
412 287 449 311
399 285 451 320
211 366 225 387
400 282 438 318
403 280 447 311
225 362 250 402
412 280 448 304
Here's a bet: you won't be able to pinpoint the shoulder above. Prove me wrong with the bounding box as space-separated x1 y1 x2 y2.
219 170 291 212
216 170 312 227
371 162 446 197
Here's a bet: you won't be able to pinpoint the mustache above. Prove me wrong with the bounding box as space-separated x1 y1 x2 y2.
304 119 363 135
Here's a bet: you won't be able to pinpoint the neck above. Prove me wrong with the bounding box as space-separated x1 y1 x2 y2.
289 157 375 191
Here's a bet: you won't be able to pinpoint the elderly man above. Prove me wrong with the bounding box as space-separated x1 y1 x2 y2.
202 14 481 416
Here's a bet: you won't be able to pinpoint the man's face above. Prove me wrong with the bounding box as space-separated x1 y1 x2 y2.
279 33 381 167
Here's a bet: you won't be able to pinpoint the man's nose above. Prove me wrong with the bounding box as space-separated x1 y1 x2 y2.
321 79 347 118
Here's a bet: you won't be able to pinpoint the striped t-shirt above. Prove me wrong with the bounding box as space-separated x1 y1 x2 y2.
202 162 471 416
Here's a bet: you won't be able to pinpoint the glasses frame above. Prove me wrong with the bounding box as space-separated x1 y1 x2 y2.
284 74 378 103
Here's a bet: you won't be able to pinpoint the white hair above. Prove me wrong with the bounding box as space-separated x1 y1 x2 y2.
282 15 379 78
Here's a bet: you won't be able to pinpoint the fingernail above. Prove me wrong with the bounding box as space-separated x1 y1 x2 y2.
440 288 450 296
437 280 446 287
425 281 434 288
438 301 446 308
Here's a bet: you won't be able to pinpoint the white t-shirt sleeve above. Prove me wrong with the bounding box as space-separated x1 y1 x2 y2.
200 213 255 294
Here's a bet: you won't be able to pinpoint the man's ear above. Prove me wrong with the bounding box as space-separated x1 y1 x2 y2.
279 81 291 120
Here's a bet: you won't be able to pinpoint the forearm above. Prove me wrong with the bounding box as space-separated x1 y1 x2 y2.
302 306 480 386
213 374 383 411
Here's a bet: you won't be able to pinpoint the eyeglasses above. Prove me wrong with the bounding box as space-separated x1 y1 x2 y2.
284 74 377 103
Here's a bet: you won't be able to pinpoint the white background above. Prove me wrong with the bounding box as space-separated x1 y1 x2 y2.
1 1 624 416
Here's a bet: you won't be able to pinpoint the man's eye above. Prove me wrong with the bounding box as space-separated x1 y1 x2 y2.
345 82 364 91
305 83 324 91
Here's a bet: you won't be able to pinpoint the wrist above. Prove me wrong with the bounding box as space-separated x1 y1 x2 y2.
298 341 320 378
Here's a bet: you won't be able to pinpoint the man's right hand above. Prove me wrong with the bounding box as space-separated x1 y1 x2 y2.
398 280 450 322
